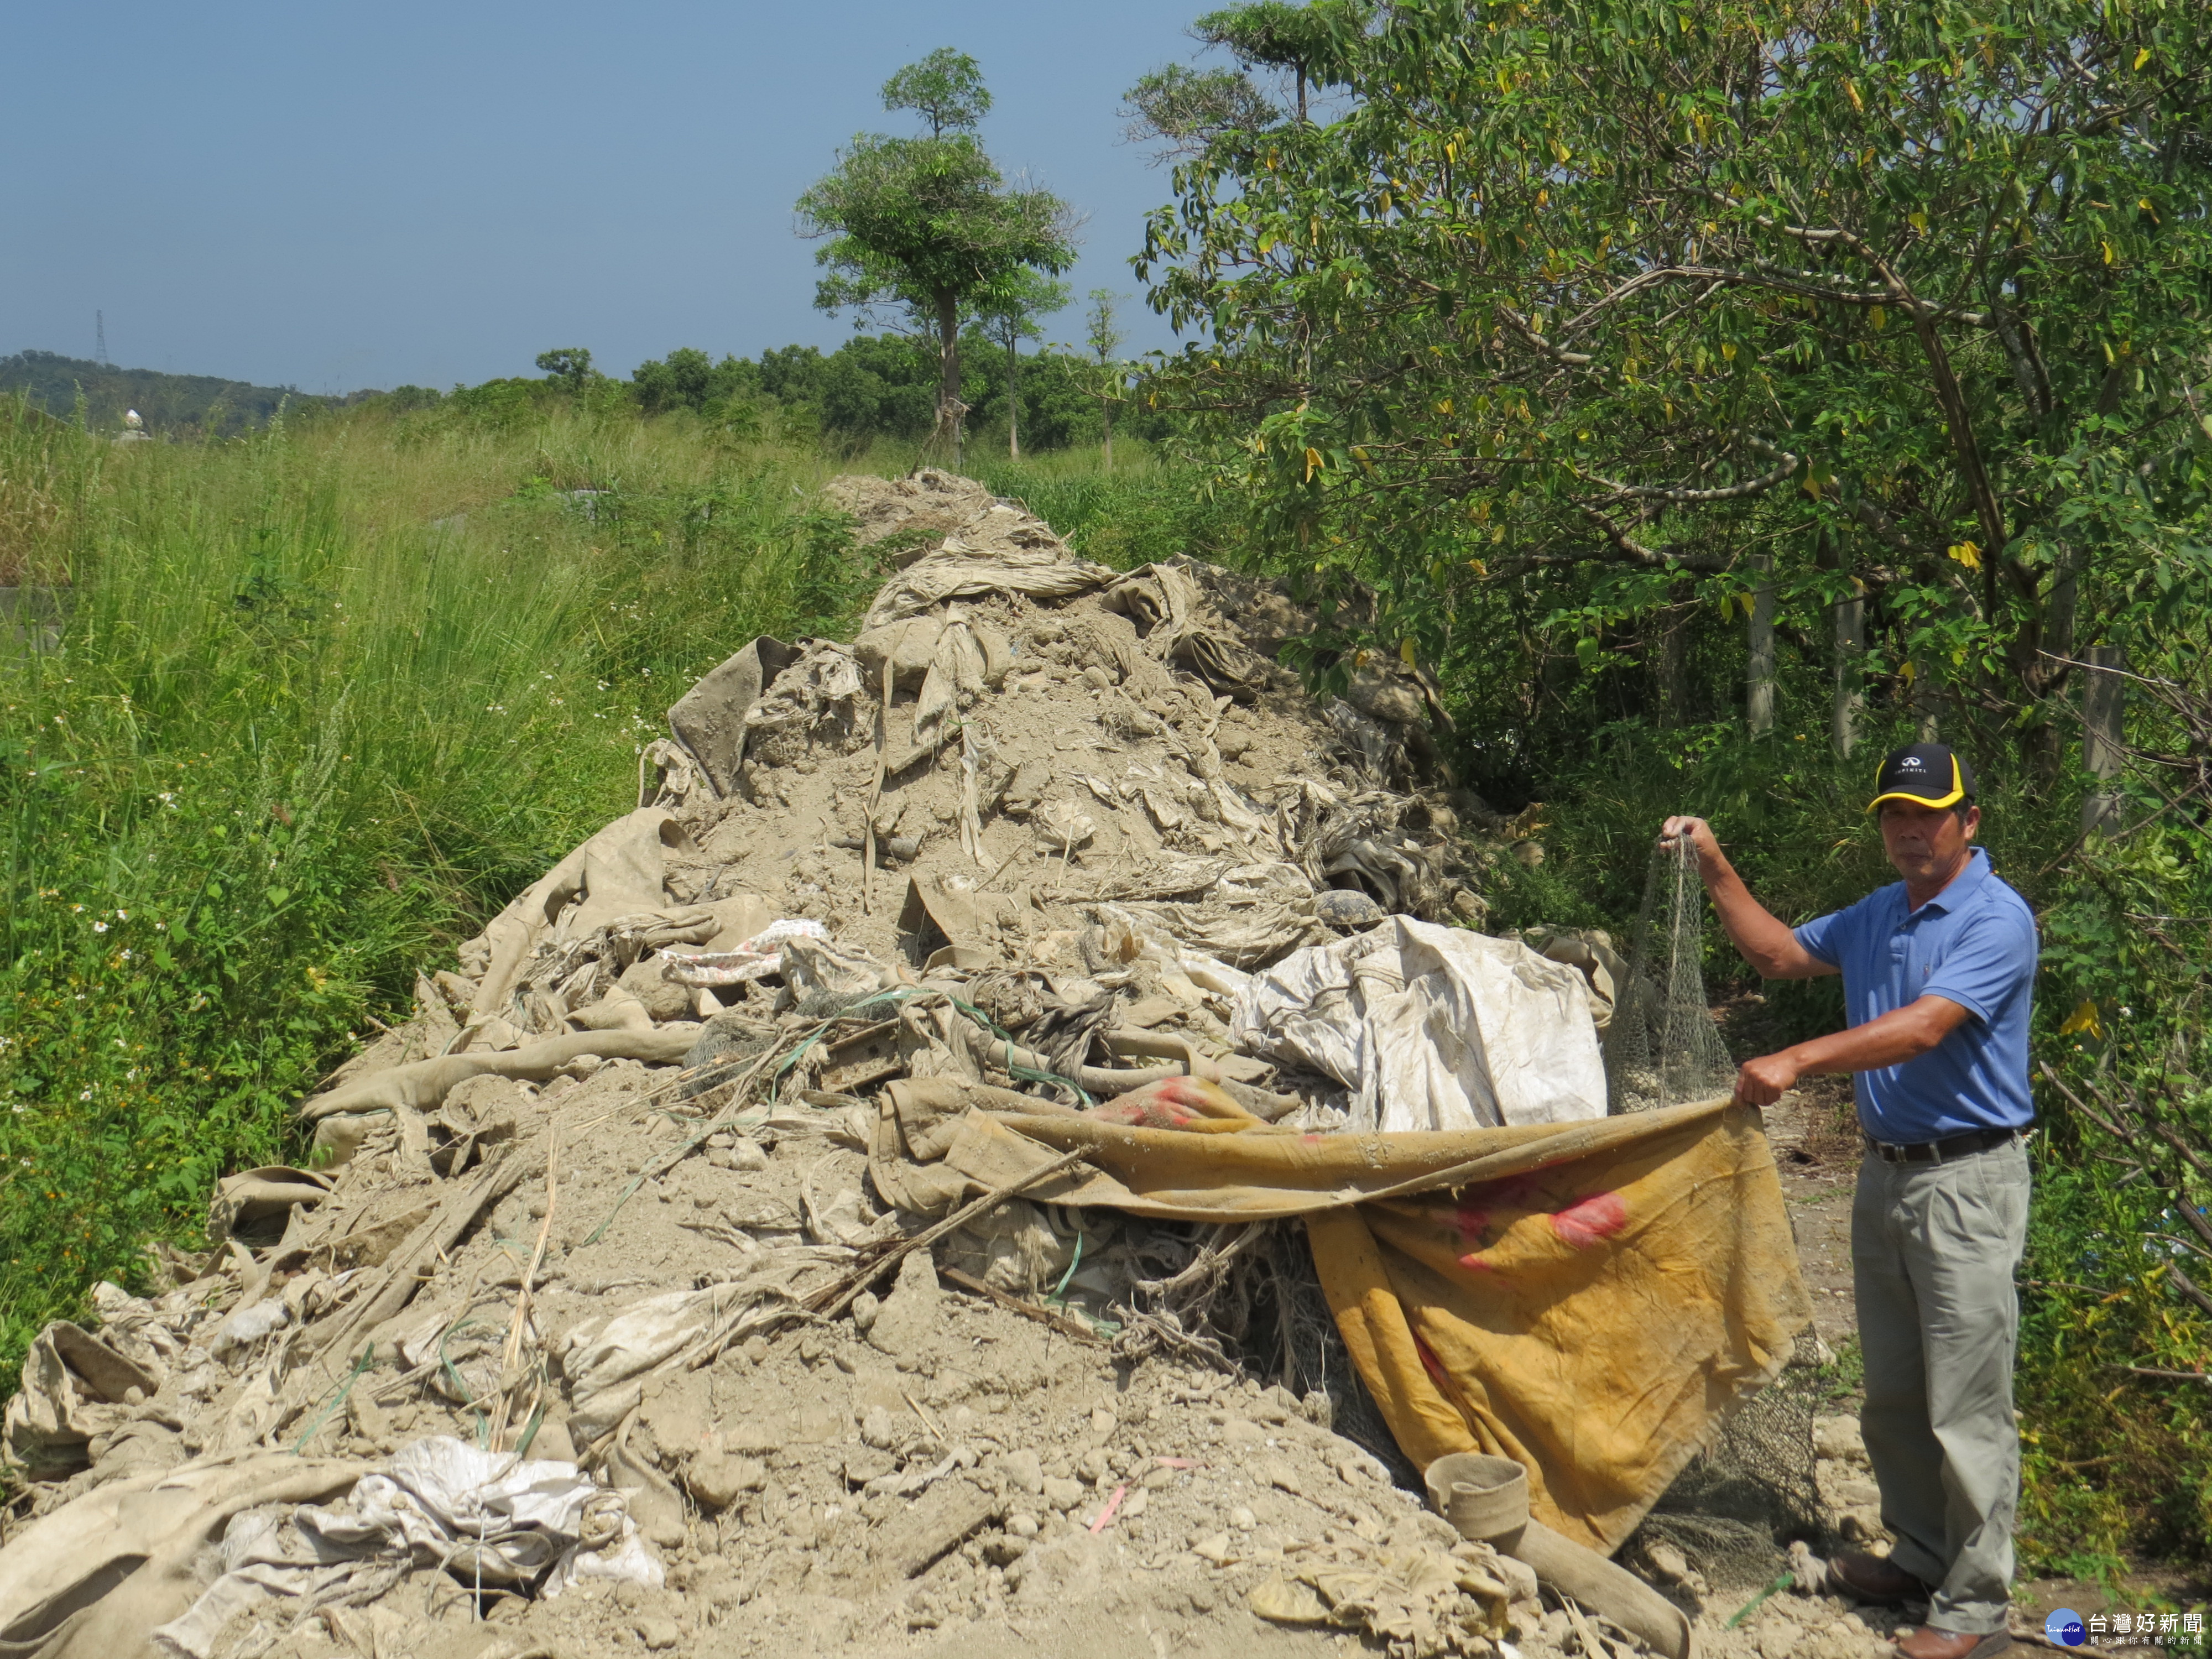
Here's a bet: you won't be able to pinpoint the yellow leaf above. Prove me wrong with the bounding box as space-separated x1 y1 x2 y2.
1900 661 1917 685
1947 541 1982 570
2058 999 2105 1040
2102 239 2116 264
1844 79 1864 112
1436 398 1454 415
1400 638 1419 668
1721 342 1738 361
1909 211 1929 232
1303 447 1324 482
1869 305 1887 331
1549 138 1571 164
1468 558 1490 577
1444 140 1458 162
2134 46 2152 69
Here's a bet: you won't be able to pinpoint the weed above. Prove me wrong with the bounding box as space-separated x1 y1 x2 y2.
0 399 896 1370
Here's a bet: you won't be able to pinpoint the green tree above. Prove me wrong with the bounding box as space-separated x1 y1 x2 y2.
1084 289 1127 471
797 53 1079 463
975 270 1071 458
1136 0 2212 779
1193 0 1370 122
881 47 993 138
534 347 594 392
1121 63 1279 160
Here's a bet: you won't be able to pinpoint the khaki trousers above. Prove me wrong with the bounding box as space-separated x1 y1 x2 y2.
1852 1136 2031 1636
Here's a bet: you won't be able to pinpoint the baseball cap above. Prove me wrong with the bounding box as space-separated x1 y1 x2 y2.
1869 742 1975 811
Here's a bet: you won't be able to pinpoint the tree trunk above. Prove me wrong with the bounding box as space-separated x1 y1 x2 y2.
2081 644 2127 833
1746 557 1776 736
1101 397 1113 472
1006 336 1020 461
1831 592 1865 759
1657 581 1691 729
2021 545 2080 786
934 290 964 463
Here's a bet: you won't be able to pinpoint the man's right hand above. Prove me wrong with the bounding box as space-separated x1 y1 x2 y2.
1653 813 1837 982
1659 815 1722 867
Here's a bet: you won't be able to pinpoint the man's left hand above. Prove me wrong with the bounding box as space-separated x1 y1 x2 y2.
1735 1051 1801 1105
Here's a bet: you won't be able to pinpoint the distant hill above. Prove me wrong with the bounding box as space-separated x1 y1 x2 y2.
0 351 380 437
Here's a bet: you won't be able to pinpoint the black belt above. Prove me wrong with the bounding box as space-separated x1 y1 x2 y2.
1864 1125 2022 1165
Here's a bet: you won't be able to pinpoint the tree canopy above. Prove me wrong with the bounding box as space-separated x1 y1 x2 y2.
881 48 993 137
1135 0 2212 780
796 52 1078 459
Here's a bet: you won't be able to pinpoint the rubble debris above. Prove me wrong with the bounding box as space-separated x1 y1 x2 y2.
666 635 798 799
1427 1451 1693 1659
0 472 1829 1659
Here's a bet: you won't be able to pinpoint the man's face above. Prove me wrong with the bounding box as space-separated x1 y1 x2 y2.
1879 799 1979 884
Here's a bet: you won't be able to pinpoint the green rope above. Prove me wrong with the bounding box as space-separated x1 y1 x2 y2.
1049 1232 1085 1302
437 1318 496 1445
1726 1572 1794 1629
513 1400 548 1459
291 1344 377 1454
578 983 1099 1247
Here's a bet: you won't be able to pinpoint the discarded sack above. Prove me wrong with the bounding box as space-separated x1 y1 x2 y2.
1229 916 1608 1131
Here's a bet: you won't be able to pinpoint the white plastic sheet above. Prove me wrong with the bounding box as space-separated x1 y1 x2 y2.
294 1437 648 1588
660 918 830 986
1229 917 1606 1133
149 1436 662 1656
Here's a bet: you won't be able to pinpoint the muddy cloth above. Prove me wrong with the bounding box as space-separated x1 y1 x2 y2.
876 1081 1810 1555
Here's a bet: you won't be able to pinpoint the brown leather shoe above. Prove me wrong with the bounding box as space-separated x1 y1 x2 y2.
1892 1627 2012 1659
1828 1551 1934 1604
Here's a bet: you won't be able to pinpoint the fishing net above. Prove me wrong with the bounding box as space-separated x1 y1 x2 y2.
1631 1330 1832 1585
1603 833 1739 1113
1604 834 1827 1578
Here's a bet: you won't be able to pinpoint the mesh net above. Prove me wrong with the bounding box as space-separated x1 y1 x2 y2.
1240 1233 1828 1561
1603 834 1827 1578
1631 1330 1832 1585
1602 834 1740 1113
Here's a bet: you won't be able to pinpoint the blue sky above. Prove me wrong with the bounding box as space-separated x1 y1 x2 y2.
5 1 1218 393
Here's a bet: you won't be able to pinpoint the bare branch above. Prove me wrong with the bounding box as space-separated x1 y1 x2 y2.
1588 444 1799 504
1567 501 1731 572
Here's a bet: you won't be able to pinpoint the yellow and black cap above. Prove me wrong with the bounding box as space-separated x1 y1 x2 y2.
1869 742 1975 811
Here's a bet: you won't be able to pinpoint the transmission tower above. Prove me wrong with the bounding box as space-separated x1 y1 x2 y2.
95 311 108 366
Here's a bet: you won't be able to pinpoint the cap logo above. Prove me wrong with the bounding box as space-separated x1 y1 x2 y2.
1900 757 1923 768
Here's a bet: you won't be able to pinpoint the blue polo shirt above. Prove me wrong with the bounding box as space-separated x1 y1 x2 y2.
1792 847 2038 1144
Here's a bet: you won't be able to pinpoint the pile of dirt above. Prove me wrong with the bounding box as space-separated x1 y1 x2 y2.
0 473 1892 1659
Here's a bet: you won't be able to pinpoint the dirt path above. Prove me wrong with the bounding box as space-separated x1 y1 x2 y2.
1760 1076 1861 1354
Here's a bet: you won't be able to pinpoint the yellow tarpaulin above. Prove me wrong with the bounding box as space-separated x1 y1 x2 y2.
873 1078 1812 1554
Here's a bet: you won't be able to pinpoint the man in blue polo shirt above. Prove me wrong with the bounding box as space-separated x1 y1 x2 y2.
1662 743 2036 1659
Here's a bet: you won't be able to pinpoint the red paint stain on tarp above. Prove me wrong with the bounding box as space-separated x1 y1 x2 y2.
1451 1197 1491 1242
1550 1191 1627 1249
1415 1332 1454 1393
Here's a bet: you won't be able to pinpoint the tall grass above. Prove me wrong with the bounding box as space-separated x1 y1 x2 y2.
0 400 898 1366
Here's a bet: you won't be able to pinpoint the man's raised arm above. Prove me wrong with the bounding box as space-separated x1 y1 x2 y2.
1658 816 1838 982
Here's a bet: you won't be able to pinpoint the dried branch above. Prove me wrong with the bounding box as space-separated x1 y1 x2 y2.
1588 445 1798 504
